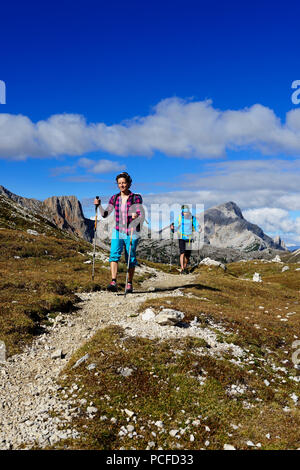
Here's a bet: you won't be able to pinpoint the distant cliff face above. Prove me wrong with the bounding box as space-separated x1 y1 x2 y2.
43 196 94 242
0 186 94 243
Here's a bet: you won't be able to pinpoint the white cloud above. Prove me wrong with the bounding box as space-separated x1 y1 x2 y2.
50 158 125 180
88 159 125 174
243 207 300 244
2 98 300 159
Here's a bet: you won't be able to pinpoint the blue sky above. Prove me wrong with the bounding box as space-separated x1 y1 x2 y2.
1 0 300 245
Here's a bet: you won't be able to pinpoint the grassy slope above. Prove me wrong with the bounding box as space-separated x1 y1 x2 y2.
0 195 149 355
52 261 300 450
1 194 300 449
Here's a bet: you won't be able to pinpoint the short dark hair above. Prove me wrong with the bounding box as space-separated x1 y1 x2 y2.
116 172 132 188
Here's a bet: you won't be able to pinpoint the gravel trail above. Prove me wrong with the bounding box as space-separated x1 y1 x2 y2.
0 267 244 449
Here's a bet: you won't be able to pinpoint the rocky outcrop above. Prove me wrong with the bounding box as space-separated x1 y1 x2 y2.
0 186 94 242
273 235 287 251
0 185 44 215
43 196 94 242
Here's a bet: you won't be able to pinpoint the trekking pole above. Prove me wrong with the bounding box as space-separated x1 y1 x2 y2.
92 196 100 281
197 228 201 267
124 226 134 296
169 230 174 271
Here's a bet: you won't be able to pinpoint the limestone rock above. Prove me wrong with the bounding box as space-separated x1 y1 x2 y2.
253 273 262 282
27 229 39 236
155 309 184 326
200 257 226 270
141 308 156 321
43 196 94 242
0 341 6 363
51 349 62 360
72 353 89 369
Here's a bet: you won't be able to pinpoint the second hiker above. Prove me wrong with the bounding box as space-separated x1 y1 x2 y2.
170 205 201 274
94 172 144 293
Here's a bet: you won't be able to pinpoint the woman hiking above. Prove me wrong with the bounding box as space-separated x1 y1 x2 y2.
171 205 201 274
94 172 144 293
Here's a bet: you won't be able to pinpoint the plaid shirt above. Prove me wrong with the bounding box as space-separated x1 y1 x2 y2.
103 191 143 234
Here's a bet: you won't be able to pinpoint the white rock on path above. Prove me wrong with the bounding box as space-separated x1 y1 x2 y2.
51 349 62 360
141 308 156 321
155 309 185 326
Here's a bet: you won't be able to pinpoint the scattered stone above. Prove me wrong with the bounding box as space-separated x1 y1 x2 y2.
155 421 164 428
290 393 298 404
87 407 98 414
253 273 262 282
86 363 96 371
0 341 6 363
51 349 62 360
118 367 134 377
169 430 179 437
72 354 89 369
200 257 226 270
282 266 289 272
124 409 135 418
246 440 255 446
224 444 236 450
272 255 282 263
27 229 39 236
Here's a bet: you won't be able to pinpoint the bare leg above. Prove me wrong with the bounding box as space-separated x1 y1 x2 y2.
128 266 135 283
183 255 188 269
180 253 185 271
110 261 118 280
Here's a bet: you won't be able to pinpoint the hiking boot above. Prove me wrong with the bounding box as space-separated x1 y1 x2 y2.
125 282 133 294
107 280 118 292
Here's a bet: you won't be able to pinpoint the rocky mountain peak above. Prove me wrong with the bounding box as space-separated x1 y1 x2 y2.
212 201 244 220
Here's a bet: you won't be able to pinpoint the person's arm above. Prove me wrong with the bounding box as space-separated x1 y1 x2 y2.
193 216 202 232
94 196 115 218
129 194 144 221
171 216 180 233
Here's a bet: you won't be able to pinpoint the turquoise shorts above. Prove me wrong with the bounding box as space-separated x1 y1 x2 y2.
109 229 139 267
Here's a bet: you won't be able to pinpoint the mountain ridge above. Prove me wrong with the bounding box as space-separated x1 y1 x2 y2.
0 185 290 258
